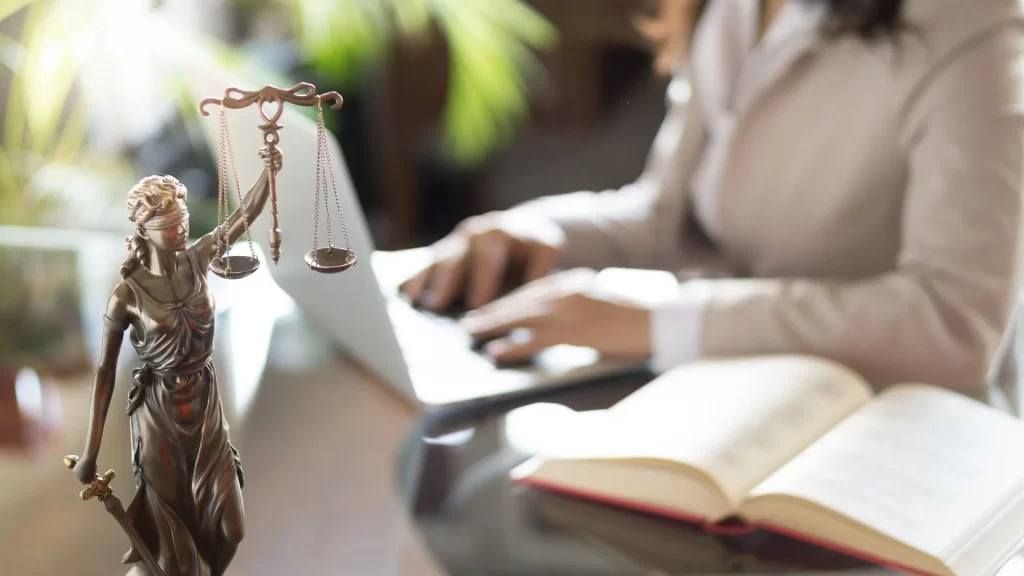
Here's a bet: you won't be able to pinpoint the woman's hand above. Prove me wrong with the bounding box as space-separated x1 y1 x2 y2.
401 210 566 311
73 454 98 485
458 268 653 364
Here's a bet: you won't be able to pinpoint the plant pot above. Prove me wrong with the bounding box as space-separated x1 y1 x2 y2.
0 367 19 445
0 366 62 449
0 226 125 376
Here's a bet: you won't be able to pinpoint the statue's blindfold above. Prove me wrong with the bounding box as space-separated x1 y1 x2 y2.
143 207 189 230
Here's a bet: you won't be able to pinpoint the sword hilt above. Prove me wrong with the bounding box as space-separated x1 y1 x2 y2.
63 454 164 575
64 454 115 502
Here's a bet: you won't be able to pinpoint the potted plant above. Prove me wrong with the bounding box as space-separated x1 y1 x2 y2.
0 232 91 447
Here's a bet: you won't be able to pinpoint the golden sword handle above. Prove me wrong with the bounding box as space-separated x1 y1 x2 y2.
64 455 166 576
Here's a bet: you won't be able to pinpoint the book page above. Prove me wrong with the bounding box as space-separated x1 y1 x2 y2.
745 384 1024 572
567 355 873 509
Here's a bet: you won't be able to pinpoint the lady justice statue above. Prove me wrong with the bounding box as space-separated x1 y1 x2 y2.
64 83 355 576
72 150 278 576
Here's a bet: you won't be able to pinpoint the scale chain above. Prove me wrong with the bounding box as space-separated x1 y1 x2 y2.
323 122 352 251
312 101 324 254
221 107 257 262
217 108 229 258
314 100 352 252
319 105 333 249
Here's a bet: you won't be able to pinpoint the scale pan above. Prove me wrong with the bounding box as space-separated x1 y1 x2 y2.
305 248 358 274
210 256 260 280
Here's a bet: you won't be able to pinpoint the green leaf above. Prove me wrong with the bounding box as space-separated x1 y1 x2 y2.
292 0 389 86
429 0 555 164
18 0 94 155
390 0 430 36
0 0 36 23
270 0 558 165
483 0 558 48
2 24 26 154
50 97 86 162
0 30 23 71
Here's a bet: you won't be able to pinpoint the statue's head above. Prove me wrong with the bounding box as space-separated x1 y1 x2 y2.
120 175 190 278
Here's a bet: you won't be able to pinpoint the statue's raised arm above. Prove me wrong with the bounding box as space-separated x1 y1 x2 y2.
193 148 282 273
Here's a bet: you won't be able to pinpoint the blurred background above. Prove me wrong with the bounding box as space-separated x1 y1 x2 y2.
0 2 677 572
7 4 1024 575
0 0 671 443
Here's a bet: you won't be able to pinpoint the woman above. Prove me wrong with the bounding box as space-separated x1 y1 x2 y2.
403 0 1024 410
73 149 281 575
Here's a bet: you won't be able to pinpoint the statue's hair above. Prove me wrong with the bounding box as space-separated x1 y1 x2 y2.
120 175 188 279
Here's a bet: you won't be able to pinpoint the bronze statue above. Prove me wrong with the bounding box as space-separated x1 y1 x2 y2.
71 150 277 576
64 83 356 576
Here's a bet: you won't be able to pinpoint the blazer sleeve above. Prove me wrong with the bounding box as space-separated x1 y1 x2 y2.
512 76 705 271
661 27 1024 392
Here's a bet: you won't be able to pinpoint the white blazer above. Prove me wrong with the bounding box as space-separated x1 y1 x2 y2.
516 0 1024 411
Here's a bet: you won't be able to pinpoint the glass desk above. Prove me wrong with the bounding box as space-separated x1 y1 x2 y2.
396 376 1024 576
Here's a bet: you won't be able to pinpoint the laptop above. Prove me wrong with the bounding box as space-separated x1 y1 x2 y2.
181 58 668 410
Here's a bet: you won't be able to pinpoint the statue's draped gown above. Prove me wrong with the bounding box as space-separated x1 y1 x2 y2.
114 245 243 576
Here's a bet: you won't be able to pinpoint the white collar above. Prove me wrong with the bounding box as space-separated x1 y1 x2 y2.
692 0 827 119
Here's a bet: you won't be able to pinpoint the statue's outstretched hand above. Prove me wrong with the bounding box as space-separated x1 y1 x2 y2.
259 147 283 172
70 454 98 485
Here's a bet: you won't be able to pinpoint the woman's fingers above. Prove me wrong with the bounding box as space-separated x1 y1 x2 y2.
401 266 432 303
402 236 470 311
466 234 510 310
524 241 559 283
424 254 467 311
459 270 592 361
400 212 564 313
467 277 547 320
460 300 548 342
484 328 555 364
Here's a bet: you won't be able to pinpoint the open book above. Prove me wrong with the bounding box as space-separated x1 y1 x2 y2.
510 355 1024 576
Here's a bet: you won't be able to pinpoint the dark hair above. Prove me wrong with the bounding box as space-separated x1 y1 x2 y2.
815 0 906 40
689 0 906 40
640 0 907 74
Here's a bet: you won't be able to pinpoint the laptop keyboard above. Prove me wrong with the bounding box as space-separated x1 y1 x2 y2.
388 295 549 373
388 298 497 371
386 295 636 402
414 308 474 350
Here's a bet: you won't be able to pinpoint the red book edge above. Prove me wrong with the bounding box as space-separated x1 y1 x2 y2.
516 475 943 576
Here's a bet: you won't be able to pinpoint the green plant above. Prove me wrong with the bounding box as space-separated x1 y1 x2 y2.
271 0 559 164
0 0 134 227
0 245 87 371
2 0 558 213
0 0 129 371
